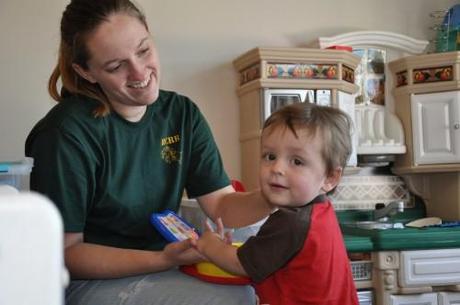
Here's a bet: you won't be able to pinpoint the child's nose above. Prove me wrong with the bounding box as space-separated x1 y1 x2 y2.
271 160 285 175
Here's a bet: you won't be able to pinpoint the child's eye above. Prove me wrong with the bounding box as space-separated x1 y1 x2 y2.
293 158 304 166
262 153 276 161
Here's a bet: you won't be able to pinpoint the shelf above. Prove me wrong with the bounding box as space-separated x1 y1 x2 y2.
392 164 460 175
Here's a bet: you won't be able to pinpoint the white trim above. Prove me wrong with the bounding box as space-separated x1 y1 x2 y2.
317 31 429 55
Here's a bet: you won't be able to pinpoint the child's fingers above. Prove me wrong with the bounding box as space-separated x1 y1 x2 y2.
204 217 234 242
224 230 233 245
215 217 225 237
204 218 214 232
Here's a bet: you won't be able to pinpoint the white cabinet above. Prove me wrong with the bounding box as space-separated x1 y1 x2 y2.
399 249 460 287
439 292 460 305
389 51 460 174
411 91 460 165
390 293 437 305
390 292 460 305
374 250 460 305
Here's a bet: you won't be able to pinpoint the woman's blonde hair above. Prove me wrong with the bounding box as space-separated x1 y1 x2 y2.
49 0 148 117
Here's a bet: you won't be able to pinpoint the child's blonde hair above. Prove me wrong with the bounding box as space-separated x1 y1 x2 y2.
262 102 353 176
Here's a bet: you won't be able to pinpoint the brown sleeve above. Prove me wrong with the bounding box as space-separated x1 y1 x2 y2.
237 206 313 283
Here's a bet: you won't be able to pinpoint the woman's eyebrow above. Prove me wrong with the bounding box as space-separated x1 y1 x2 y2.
101 37 150 68
136 37 149 49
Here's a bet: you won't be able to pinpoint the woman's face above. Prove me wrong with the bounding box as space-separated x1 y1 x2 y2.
74 13 160 120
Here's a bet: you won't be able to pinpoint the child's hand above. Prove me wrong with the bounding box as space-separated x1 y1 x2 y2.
209 217 233 244
189 218 248 277
190 217 232 254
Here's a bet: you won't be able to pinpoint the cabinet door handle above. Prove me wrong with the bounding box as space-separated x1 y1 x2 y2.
455 123 460 130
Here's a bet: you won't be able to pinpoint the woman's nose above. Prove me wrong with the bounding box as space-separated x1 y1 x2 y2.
128 60 145 80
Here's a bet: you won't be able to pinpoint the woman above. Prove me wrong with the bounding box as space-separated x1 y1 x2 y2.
25 0 271 304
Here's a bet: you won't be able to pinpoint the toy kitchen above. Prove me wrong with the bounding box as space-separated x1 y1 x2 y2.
232 24 460 305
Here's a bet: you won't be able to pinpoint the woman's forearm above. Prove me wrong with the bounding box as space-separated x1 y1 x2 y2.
65 242 171 279
64 237 203 279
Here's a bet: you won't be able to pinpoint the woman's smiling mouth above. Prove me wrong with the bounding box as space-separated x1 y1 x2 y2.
127 73 151 89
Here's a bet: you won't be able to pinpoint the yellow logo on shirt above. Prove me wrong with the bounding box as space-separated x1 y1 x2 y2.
161 134 181 164
161 134 180 146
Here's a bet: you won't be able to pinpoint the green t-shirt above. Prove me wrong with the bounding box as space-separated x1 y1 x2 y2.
25 90 230 250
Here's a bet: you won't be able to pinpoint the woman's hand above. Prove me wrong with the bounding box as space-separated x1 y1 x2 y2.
162 238 204 266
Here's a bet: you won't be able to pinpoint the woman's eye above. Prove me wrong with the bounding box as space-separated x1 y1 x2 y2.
106 64 121 73
138 48 150 56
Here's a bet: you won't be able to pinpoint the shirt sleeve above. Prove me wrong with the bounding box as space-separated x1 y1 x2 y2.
27 127 96 232
237 206 313 283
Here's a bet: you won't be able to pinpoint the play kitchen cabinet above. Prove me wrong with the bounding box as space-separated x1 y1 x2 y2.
389 51 460 173
341 201 460 305
342 225 460 305
373 249 460 305
411 91 460 165
233 47 360 190
389 51 460 221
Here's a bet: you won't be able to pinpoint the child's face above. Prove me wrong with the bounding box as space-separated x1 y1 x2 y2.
259 126 337 207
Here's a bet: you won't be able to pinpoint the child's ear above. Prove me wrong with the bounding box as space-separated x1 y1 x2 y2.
322 167 343 193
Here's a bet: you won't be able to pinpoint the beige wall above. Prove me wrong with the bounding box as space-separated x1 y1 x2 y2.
0 0 458 179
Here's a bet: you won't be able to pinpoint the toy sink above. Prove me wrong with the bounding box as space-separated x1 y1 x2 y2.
349 221 398 230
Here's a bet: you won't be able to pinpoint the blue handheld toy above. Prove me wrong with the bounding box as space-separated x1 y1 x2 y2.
150 210 199 242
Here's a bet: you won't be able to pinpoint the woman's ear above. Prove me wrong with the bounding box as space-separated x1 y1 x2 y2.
72 63 97 84
322 167 343 193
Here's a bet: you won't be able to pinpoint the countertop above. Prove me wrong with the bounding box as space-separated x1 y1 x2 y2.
342 225 460 252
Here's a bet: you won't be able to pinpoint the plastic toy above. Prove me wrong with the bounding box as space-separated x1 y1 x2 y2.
180 242 251 285
151 210 251 285
150 210 250 285
150 210 199 242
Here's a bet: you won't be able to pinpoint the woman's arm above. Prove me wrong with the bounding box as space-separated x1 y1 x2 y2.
197 186 273 228
64 233 202 279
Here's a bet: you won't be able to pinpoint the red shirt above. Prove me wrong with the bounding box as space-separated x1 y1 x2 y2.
237 195 358 305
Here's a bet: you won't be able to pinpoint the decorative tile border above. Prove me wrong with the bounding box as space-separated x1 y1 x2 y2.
342 65 355 83
413 65 453 84
266 63 339 80
396 70 408 87
330 175 412 210
239 63 260 85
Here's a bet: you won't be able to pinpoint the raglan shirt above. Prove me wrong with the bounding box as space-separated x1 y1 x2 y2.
237 195 359 305
25 90 230 250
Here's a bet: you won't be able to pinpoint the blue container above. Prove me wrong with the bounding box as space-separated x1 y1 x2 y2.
0 158 33 190
436 4 460 52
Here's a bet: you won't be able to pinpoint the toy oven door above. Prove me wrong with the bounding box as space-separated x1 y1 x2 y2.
262 89 314 122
